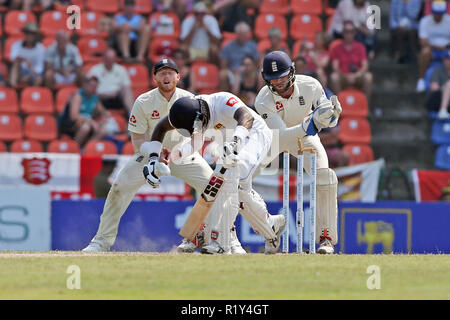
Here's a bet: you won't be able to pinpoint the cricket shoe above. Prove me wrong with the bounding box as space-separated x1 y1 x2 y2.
201 241 231 255
264 214 286 254
81 241 109 252
317 229 334 254
230 226 247 254
177 238 200 253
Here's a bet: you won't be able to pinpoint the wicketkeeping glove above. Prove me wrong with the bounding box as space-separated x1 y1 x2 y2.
222 137 241 168
143 156 162 188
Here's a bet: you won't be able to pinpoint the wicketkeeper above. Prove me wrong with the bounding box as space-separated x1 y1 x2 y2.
255 51 342 254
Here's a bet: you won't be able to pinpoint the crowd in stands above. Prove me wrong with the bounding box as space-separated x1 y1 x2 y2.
1 0 445 170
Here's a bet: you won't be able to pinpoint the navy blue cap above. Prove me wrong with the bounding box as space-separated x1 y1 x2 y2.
153 58 179 75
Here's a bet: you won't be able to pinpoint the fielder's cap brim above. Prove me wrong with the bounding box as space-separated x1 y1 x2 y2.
153 58 179 74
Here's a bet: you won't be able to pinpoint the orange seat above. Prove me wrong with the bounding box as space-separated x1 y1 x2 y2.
0 62 9 80
86 0 119 14
121 140 135 155
291 39 314 59
119 0 152 14
221 32 237 49
42 36 57 49
54 0 85 12
10 139 43 153
4 10 37 36
149 12 180 39
260 0 289 15
291 0 323 15
56 86 79 114
20 87 55 115
40 11 67 37
343 144 374 165
47 139 80 153
338 89 369 118
124 64 150 90
109 113 128 133
148 36 179 64
84 139 118 155
254 14 288 40
79 11 108 38
77 37 108 63
0 88 19 114
290 14 322 41
24 114 58 142
328 38 343 53
133 86 150 99
0 113 23 141
338 117 371 144
0 140 6 152
191 61 219 92
4 36 24 63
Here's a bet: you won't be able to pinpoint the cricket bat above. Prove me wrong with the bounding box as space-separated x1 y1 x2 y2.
179 166 227 240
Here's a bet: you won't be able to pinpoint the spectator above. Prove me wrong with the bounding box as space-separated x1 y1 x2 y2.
416 0 450 92
294 55 309 75
328 0 376 59
112 0 150 63
425 49 450 119
0 0 22 9
296 32 330 87
330 21 373 101
219 21 259 91
153 0 173 11
94 157 117 198
180 1 221 63
231 55 263 108
19 0 52 10
260 27 290 65
319 127 350 169
389 0 422 64
59 76 110 149
87 48 134 114
214 0 259 33
10 22 46 88
173 0 195 21
173 48 191 90
44 30 83 89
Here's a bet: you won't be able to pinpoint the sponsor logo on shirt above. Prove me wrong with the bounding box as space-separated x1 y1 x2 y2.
275 101 283 111
226 97 238 107
151 110 160 119
129 115 137 126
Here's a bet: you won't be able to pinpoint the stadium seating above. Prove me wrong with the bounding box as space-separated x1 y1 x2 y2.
338 89 369 118
0 140 6 152
3 36 24 63
0 88 19 114
148 36 179 64
10 139 43 153
435 144 450 170
77 37 108 63
79 11 108 38
338 117 372 144
20 87 55 115
47 139 80 153
191 61 220 93
119 0 152 15
291 0 323 14
4 10 37 36
431 119 450 145
0 113 23 141
290 14 322 42
54 0 85 12
260 0 289 15
86 0 119 14
24 114 58 142
0 62 9 80
40 11 67 37
343 144 374 165
254 14 288 41
84 140 118 155
257 39 289 55
124 64 150 91
149 12 181 39
122 140 135 155
56 86 79 114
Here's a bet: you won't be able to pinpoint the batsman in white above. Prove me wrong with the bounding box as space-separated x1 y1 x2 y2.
255 51 342 254
82 58 245 253
146 92 286 254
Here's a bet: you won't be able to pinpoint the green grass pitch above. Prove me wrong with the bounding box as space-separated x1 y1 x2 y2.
0 252 449 300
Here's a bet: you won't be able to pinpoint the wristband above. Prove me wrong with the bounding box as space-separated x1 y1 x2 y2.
140 141 162 157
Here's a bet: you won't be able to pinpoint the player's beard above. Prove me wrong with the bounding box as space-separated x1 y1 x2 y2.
158 79 178 93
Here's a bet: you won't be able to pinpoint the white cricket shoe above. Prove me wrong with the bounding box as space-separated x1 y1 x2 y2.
264 214 286 254
317 230 335 255
177 238 198 253
81 242 109 252
437 109 450 120
201 241 231 255
230 227 247 254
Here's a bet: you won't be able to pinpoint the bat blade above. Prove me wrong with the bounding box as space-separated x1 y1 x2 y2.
179 166 227 240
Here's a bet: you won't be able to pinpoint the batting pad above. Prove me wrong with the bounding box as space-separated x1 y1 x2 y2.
316 168 338 244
